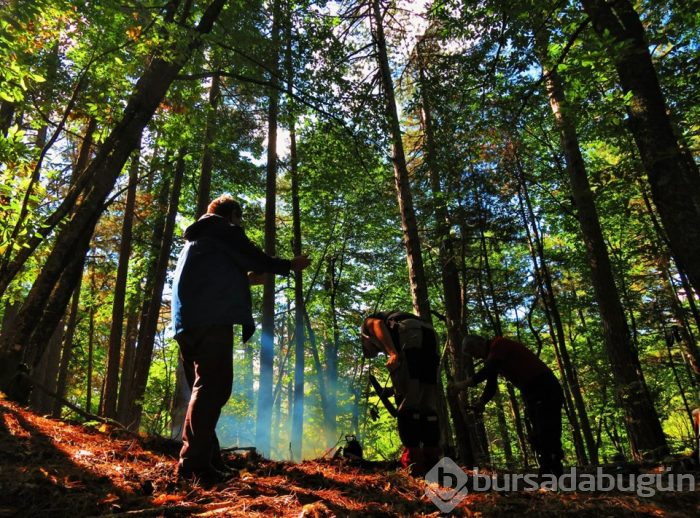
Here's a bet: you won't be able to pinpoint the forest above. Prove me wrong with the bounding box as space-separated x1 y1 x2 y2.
1 0 699 515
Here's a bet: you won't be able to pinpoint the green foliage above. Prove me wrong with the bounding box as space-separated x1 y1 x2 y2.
2 0 698 469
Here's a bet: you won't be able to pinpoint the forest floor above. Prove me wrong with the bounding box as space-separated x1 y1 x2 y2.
0 396 698 518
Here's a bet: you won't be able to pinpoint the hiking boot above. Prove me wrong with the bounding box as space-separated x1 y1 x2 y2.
400 447 425 477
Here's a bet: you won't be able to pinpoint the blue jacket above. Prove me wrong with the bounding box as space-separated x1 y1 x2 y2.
171 214 291 341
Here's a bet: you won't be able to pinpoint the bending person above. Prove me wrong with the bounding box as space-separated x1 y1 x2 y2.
452 334 564 476
360 311 441 475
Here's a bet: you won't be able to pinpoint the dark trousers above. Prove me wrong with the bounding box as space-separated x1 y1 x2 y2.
522 372 564 476
393 335 440 449
176 325 233 471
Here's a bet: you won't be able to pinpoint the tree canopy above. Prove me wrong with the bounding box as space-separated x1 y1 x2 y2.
1 0 699 469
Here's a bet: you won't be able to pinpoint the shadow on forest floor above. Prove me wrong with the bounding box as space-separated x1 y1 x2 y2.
0 400 146 516
0 396 699 517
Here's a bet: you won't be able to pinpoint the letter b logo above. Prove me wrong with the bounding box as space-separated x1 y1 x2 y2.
425 457 469 512
438 466 459 489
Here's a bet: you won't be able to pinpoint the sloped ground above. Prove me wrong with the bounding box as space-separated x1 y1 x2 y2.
0 396 698 517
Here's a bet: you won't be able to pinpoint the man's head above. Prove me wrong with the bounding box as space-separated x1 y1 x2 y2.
207 194 242 224
360 318 380 358
462 334 489 359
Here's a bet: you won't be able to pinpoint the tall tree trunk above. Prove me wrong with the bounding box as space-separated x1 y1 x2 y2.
506 383 531 468
304 308 329 426
102 141 141 418
242 338 255 445
369 0 452 453
15 117 101 382
0 0 227 397
272 362 284 456
28 318 64 414
678 271 700 334
0 302 20 350
533 29 601 465
117 157 171 425
639 187 700 379
256 0 282 457
126 150 185 430
659 314 695 430
476 223 514 467
459 225 492 464
116 306 140 424
86 266 97 415
370 0 429 318
52 282 82 418
416 38 480 465
287 13 305 460
503 270 535 467
286 377 293 459
23 221 95 380
513 160 592 465
325 256 341 448
537 26 668 459
195 69 221 218
581 0 700 294
663 269 700 382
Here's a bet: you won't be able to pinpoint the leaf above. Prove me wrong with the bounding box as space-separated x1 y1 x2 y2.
99 493 120 505
0 91 17 102
152 494 185 506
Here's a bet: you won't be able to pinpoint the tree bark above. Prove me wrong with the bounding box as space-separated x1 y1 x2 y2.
659 315 695 430
324 256 341 448
416 38 479 465
126 150 185 430
101 142 140 418
580 0 700 295
195 69 221 218
242 336 255 445
86 267 97 415
28 318 64 414
288 13 305 460
513 162 591 465
639 187 700 379
538 24 668 459
256 0 282 458
116 306 140 425
0 302 20 355
370 0 430 318
52 282 82 418
370 0 452 453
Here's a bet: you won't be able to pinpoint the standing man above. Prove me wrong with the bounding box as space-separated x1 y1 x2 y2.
360 311 441 475
171 194 310 483
451 335 564 476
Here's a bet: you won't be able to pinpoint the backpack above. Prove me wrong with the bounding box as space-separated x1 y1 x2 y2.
382 311 434 353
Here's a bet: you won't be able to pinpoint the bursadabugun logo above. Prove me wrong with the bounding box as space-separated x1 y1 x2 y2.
424 457 469 513
425 458 696 513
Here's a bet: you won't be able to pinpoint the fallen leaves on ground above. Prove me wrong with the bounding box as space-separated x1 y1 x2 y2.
0 398 698 517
